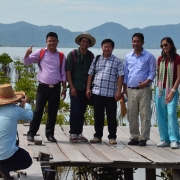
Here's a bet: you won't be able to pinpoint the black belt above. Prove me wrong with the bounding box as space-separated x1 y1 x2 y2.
39 82 60 88
128 85 149 90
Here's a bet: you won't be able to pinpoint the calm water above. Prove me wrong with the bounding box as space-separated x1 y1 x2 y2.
1 46 180 60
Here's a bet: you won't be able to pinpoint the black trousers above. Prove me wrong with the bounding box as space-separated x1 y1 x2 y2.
69 89 87 134
28 83 60 137
93 94 117 139
0 147 32 172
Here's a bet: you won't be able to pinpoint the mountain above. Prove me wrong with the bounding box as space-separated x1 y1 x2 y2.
0 21 180 48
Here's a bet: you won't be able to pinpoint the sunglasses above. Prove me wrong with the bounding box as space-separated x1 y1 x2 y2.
160 44 168 48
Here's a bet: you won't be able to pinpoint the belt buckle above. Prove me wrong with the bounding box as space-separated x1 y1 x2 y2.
49 85 54 88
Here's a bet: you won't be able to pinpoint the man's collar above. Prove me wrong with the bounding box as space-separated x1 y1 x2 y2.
46 47 58 53
102 54 113 59
131 48 144 56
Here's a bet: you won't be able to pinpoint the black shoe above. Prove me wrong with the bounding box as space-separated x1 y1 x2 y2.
128 139 139 145
27 135 34 142
47 135 57 142
139 140 146 146
0 165 14 180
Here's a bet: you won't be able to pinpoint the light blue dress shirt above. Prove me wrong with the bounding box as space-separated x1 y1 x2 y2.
0 103 33 160
124 49 156 87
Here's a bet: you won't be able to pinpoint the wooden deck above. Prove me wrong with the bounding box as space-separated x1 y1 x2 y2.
6 124 180 180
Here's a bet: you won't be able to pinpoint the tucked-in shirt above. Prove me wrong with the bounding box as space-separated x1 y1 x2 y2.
124 49 156 87
24 48 66 84
158 55 180 88
88 54 124 97
66 49 94 91
0 103 33 160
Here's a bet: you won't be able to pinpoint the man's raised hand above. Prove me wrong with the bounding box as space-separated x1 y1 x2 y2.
25 45 33 57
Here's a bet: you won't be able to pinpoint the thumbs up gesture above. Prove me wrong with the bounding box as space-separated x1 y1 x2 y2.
25 45 33 58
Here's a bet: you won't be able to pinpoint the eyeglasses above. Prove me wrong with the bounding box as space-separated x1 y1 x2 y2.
160 44 168 48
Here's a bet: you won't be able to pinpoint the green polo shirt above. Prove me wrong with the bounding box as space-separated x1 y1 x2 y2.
66 48 94 91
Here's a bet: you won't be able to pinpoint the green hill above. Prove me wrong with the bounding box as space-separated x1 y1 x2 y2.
0 21 180 48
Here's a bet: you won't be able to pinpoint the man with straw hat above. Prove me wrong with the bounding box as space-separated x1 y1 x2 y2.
66 32 96 142
0 84 33 180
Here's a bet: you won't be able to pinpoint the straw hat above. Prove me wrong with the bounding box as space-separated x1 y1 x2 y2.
0 84 25 105
75 32 96 47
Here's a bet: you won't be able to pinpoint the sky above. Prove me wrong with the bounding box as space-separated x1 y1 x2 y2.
1 0 180 32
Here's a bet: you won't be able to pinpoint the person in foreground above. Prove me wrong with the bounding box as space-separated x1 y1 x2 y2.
66 32 95 142
123 33 156 146
155 37 180 149
0 84 33 180
86 39 124 145
24 32 66 143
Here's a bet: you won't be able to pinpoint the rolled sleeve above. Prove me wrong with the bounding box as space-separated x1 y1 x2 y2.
123 57 128 84
23 49 40 66
117 59 124 77
60 55 66 82
147 55 156 81
19 103 33 121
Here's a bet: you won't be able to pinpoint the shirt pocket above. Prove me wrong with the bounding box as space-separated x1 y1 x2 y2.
137 58 148 69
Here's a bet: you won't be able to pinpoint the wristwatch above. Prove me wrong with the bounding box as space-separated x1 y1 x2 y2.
171 88 176 92
62 88 67 91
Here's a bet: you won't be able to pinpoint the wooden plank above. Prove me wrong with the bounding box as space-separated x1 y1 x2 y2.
151 127 160 135
83 126 128 162
62 125 113 164
22 124 51 159
150 128 180 159
23 125 40 136
9 160 43 180
150 128 180 162
17 124 33 158
146 169 156 180
101 126 150 163
54 125 89 163
39 125 70 163
118 126 174 164
172 169 180 180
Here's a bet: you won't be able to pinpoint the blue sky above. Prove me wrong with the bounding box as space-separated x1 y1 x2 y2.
1 0 180 31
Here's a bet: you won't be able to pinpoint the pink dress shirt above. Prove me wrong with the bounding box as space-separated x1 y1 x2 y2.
24 48 66 84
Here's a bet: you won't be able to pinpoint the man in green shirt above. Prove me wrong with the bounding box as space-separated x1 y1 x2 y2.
66 32 96 142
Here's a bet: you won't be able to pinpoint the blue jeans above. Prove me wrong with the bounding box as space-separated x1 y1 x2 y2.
69 90 87 134
155 87 179 143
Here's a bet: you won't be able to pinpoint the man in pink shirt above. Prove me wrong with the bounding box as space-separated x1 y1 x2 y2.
24 32 66 142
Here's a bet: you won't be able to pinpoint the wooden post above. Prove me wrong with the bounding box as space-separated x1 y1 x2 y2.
172 169 180 180
146 168 156 180
44 169 56 180
124 168 134 180
38 151 50 161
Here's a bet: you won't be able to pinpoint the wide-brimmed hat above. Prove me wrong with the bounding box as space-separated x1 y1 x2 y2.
75 32 96 47
0 84 25 105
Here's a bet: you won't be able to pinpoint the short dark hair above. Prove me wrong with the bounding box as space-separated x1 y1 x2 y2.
132 33 144 41
46 32 58 40
101 39 115 48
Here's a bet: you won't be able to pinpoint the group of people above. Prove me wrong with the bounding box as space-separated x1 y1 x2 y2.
0 31 180 179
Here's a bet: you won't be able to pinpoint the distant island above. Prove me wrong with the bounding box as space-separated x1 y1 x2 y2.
0 21 180 48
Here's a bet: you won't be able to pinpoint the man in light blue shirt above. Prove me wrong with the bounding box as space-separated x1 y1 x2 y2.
0 84 33 180
123 33 156 146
